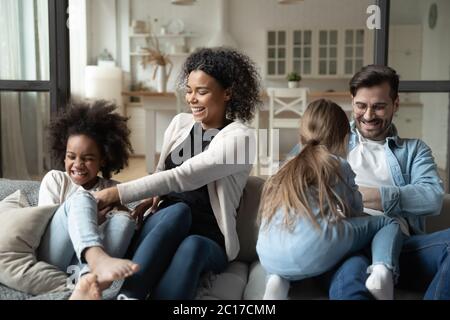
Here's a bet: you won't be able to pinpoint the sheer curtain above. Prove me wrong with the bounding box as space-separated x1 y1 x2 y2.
0 0 50 180
0 0 30 180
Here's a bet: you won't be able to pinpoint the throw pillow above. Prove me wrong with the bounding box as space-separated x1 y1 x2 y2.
0 191 69 295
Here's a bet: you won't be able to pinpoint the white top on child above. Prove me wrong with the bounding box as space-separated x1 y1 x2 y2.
38 170 118 206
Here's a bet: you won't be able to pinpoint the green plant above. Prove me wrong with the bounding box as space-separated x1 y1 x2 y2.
287 72 301 82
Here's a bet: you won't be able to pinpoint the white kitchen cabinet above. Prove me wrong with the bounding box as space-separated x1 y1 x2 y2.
266 28 373 79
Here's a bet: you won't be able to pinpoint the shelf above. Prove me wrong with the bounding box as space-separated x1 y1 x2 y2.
168 52 189 57
130 52 188 58
130 52 151 56
156 33 198 39
129 33 197 39
129 33 150 38
122 91 177 97
126 102 144 107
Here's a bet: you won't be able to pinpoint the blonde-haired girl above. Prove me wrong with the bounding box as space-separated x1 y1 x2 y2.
256 99 402 300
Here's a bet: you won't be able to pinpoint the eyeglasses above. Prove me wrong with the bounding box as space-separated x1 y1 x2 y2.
353 102 388 115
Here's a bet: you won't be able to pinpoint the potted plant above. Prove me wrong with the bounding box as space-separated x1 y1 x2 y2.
287 71 302 88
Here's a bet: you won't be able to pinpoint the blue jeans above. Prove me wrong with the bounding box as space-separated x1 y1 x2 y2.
257 213 402 281
37 190 136 275
119 202 228 300
326 228 450 300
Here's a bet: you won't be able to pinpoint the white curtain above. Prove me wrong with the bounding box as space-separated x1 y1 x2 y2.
0 0 30 180
1 0 51 179
36 0 51 172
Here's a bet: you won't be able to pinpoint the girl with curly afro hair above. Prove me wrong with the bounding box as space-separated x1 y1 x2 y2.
95 47 262 300
37 100 139 299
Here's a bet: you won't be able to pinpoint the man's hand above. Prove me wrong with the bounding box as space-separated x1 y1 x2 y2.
131 196 160 229
94 187 120 210
359 186 383 211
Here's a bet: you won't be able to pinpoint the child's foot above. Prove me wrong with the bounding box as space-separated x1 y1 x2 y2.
91 255 140 290
69 274 101 300
263 274 290 300
365 264 394 300
85 247 140 290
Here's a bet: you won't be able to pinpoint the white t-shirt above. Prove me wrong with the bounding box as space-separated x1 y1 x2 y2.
38 170 118 206
347 131 410 235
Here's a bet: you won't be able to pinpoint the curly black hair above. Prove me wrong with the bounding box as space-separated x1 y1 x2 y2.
177 47 262 123
48 100 133 179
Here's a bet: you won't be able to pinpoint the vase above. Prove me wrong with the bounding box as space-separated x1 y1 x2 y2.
156 65 168 93
288 81 300 88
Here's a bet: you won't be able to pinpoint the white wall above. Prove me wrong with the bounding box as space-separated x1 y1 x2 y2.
87 0 375 92
87 0 118 65
123 0 376 154
229 0 373 89
69 0 88 99
419 0 450 169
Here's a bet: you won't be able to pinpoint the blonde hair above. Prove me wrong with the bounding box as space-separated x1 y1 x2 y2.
259 99 351 230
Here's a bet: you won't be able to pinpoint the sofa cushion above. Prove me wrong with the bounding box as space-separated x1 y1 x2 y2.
245 260 424 300
235 176 264 263
0 190 69 295
196 261 249 300
0 179 40 206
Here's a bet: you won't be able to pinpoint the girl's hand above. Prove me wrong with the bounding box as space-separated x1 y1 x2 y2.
98 205 113 225
131 196 160 229
94 187 120 210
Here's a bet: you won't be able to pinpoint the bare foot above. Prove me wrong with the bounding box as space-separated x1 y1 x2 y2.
85 248 140 290
69 274 101 300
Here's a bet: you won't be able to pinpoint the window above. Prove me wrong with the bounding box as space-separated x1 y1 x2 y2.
0 0 70 178
375 0 450 196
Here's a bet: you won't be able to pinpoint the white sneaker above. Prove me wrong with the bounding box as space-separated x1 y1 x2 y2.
117 294 138 300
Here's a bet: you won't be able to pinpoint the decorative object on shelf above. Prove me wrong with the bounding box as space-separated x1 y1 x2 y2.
166 19 185 35
287 71 302 88
131 20 148 34
278 0 304 4
156 64 171 93
171 0 196 5
139 35 173 93
97 49 115 67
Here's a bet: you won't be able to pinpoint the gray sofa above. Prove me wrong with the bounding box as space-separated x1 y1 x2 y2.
1 177 449 300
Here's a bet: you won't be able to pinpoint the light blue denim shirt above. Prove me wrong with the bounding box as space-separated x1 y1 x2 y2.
287 121 444 234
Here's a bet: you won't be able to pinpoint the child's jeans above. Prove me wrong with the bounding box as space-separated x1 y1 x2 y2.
257 215 402 282
37 190 135 276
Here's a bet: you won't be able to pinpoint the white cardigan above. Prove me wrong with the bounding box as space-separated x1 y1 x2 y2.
117 113 255 261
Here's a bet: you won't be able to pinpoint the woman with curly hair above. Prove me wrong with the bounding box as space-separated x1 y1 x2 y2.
95 47 262 299
37 100 139 299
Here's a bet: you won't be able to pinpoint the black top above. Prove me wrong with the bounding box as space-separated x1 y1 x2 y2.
159 122 228 248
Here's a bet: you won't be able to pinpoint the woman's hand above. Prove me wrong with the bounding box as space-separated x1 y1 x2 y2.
131 196 160 229
94 187 120 210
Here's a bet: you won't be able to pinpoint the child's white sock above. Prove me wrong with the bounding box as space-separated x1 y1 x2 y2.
365 264 394 300
263 274 290 300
